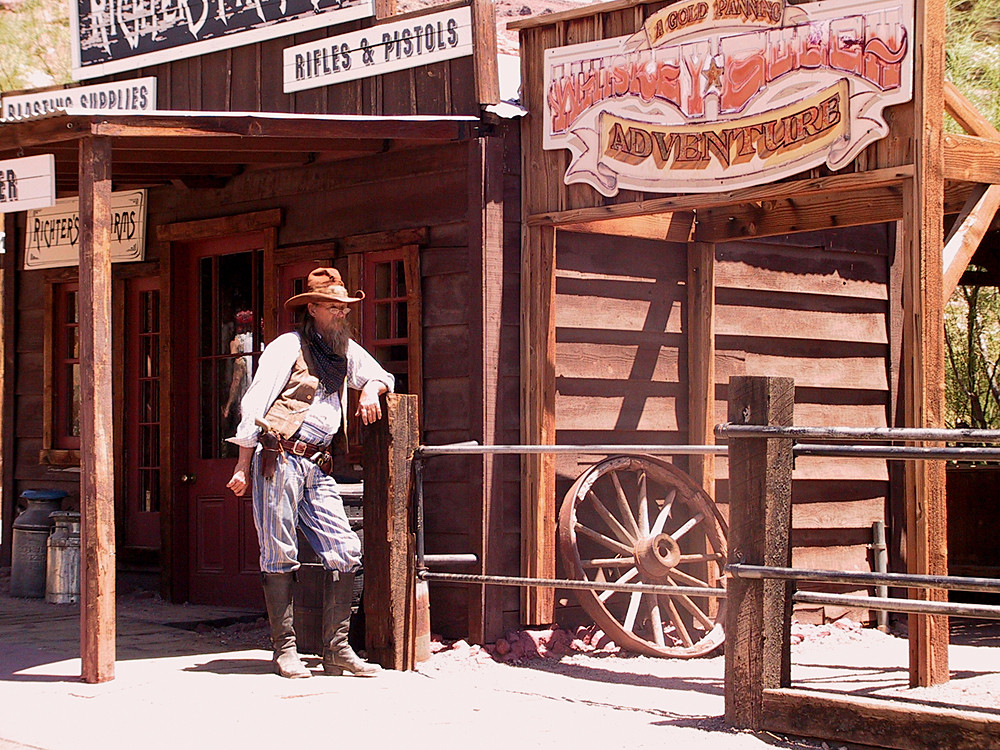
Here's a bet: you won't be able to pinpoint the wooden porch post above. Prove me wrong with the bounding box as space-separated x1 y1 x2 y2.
724 376 795 730
361 393 418 670
78 135 116 684
687 241 716 494
904 0 949 688
520 223 556 624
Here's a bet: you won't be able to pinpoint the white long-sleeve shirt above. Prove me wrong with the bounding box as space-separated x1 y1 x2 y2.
227 331 395 448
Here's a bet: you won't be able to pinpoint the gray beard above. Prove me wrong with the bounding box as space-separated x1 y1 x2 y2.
316 317 351 356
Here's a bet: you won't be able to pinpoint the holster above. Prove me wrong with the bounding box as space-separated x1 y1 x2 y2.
259 432 282 480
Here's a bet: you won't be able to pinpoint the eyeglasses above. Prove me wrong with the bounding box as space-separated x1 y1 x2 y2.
317 303 350 316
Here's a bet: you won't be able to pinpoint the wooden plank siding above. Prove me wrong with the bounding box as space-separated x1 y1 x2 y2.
712 227 894 623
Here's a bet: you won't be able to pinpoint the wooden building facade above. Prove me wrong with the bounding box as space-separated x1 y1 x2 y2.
0 0 523 647
512 0 1000 685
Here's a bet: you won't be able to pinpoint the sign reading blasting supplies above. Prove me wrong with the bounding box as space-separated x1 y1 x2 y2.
1 78 157 121
0 155 56 212
24 190 147 270
543 0 914 196
283 6 473 93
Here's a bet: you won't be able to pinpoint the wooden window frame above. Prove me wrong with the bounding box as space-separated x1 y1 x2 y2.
360 244 423 416
41 280 82 465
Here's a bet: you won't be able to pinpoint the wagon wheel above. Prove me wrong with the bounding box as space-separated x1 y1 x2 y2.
559 455 728 658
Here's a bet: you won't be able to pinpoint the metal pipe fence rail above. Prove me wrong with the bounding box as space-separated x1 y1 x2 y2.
412 440 730 597
727 563 1000 620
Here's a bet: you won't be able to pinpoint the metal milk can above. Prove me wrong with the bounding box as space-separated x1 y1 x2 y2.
10 490 67 598
46 511 82 605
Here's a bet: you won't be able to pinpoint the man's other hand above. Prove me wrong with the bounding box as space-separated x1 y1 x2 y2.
227 469 249 497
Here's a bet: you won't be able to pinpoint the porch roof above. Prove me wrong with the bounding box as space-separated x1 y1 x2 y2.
0 109 481 192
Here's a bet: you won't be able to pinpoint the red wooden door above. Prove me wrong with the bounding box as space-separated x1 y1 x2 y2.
177 233 265 606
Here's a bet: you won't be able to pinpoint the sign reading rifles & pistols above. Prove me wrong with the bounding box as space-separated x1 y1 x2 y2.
71 0 374 79
543 0 913 195
283 6 474 92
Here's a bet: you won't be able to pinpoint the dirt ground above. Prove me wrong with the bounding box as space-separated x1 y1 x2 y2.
2 568 999 750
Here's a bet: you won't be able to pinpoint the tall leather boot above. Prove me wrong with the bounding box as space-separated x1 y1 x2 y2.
322 571 381 676
261 572 311 679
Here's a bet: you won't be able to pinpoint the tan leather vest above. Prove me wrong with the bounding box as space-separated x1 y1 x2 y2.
263 343 348 451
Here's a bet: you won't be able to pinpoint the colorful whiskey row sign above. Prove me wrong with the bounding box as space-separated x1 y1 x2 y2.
543 0 914 196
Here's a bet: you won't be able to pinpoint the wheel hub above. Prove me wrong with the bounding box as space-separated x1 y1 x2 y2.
633 533 681 580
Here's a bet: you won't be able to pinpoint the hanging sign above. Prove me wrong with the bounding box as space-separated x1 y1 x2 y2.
24 190 147 269
283 6 474 93
1 78 157 121
71 0 374 80
543 0 913 196
0 155 56 212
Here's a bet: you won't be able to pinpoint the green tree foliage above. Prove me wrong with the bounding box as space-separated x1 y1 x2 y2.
0 0 71 93
945 0 1000 428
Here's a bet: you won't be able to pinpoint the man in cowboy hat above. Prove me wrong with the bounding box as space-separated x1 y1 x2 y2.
226 267 393 679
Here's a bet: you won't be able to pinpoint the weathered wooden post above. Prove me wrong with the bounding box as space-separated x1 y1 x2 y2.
724 376 795 730
361 393 419 670
79 135 116 684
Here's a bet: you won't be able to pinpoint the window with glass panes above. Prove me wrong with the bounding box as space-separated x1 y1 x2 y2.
133 286 161 513
52 283 81 450
363 249 411 393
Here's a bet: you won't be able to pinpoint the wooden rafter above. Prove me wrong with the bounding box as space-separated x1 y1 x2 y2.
940 82 1000 299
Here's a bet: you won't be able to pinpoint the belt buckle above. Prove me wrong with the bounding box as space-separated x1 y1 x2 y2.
292 440 308 456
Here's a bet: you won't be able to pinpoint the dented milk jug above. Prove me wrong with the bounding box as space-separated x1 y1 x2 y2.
46 511 82 604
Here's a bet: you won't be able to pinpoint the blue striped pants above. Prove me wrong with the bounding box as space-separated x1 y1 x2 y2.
251 444 361 576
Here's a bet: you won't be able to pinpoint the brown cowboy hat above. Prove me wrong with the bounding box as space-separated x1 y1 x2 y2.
284 267 365 310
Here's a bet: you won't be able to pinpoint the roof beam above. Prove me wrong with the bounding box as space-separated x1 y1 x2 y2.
943 133 1000 183
942 183 1000 298
561 212 694 243
527 165 914 227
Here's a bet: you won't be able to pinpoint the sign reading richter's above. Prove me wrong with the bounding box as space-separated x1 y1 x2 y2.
543 0 913 195
71 0 374 80
24 190 147 269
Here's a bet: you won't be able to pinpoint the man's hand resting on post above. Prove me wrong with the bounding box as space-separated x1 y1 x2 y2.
356 380 388 425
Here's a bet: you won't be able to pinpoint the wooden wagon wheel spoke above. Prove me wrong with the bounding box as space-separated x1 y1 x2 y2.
668 567 712 589
637 470 650 536
660 594 694 648
670 511 704 541
624 591 642 632
665 580 716 631
677 552 725 564
559 455 727 658
585 490 636 545
599 566 638 603
609 471 641 539
575 523 634 557
647 595 666 647
650 489 676 536
583 557 636 569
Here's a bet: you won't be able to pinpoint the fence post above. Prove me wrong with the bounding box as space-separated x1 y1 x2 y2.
361 393 419 670
724 376 795 730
